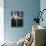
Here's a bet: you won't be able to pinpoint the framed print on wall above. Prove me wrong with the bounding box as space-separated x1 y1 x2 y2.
11 11 24 27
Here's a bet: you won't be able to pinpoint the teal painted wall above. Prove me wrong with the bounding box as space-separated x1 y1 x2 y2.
4 0 40 42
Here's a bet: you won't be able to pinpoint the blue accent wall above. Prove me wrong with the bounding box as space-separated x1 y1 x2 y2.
4 0 40 42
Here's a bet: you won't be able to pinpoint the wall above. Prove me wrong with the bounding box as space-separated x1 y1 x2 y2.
0 0 4 42
4 0 40 42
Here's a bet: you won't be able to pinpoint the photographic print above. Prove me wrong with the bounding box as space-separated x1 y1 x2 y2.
11 11 24 27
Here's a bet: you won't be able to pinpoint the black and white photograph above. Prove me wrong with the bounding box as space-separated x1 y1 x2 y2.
11 11 24 27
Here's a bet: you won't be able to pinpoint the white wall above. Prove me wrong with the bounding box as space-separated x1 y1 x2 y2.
40 0 46 27
0 0 4 42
